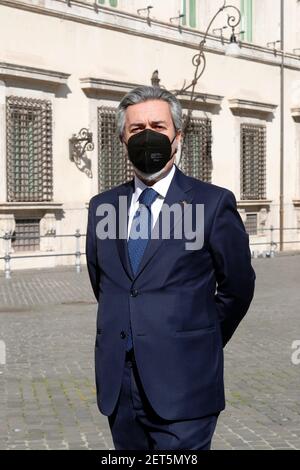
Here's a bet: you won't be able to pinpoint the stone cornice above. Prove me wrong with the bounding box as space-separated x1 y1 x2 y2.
0 62 70 86
175 91 224 110
1 0 300 71
80 77 224 110
291 107 300 122
80 77 140 97
229 99 277 117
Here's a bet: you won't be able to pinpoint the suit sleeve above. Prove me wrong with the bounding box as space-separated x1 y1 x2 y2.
86 197 100 302
208 189 256 347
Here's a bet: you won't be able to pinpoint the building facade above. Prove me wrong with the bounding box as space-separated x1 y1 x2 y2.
0 0 300 270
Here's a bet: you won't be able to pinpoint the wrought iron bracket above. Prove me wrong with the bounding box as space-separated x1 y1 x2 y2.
69 128 94 178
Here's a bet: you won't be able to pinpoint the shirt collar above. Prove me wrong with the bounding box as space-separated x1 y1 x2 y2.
133 164 176 204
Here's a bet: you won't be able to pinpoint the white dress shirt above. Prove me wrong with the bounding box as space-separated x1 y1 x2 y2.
127 164 176 239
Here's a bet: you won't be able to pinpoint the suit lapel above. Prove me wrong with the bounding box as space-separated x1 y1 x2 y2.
114 180 135 280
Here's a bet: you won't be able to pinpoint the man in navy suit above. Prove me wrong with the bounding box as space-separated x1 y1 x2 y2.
86 85 256 450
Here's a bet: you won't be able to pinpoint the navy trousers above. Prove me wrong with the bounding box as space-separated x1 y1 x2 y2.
107 350 219 450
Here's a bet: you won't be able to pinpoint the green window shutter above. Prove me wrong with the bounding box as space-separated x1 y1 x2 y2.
97 0 118 7
182 0 187 26
240 0 253 42
240 0 245 40
189 0 196 28
246 0 253 42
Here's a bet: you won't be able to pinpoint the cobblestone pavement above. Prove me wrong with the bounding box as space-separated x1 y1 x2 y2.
0 255 300 450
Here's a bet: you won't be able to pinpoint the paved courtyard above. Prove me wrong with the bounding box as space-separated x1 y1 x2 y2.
0 254 300 450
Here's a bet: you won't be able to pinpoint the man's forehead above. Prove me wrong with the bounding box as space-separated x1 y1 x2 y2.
125 100 172 123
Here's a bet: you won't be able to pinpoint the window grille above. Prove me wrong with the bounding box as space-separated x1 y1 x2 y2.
181 116 212 183
244 213 258 235
97 106 134 192
240 123 266 200
12 218 40 252
6 96 53 202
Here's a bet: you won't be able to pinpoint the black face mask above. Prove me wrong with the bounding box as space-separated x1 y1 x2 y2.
126 129 177 174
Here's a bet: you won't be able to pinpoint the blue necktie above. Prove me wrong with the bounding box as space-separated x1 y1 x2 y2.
126 187 158 351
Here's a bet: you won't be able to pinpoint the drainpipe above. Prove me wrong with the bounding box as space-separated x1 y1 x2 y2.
279 0 285 251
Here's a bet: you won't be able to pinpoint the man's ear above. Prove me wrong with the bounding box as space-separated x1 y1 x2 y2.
175 131 182 147
120 134 128 146
174 136 182 166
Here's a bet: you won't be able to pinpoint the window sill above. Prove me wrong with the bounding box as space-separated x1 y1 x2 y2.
237 200 272 209
0 202 63 212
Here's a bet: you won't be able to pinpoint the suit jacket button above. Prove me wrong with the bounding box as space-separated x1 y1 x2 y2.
120 331 126 339
130 289 138 297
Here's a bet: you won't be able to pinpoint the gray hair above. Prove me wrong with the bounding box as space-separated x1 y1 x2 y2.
116 85 182 140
